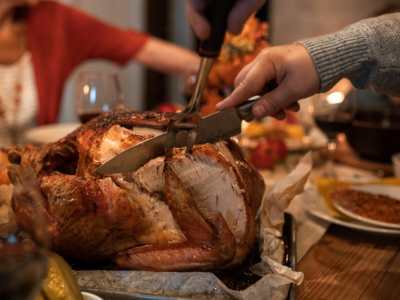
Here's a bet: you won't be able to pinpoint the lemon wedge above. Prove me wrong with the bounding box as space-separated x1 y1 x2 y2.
36 252 83 300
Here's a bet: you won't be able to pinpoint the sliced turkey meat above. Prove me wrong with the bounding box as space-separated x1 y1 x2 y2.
8 110 265 271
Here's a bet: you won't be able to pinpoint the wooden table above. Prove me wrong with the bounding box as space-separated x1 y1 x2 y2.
296 224 400 300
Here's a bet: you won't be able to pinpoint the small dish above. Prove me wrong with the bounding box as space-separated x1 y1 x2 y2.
331 185 400 229
300 184 400 235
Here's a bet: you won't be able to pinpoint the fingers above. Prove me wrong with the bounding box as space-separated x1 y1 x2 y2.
286 102 300 112
227 0 267 35
269 102 300 121
216 54 275 110
251 80 299 118
216 44 320 119
234 59 257 88
185 1 211 40
270 109 286 120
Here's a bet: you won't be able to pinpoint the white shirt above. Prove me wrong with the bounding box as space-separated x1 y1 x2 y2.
0 52 38 148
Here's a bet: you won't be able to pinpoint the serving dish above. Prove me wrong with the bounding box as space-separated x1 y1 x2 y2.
300 184 400 236
331 185 400 229
79 213 297 300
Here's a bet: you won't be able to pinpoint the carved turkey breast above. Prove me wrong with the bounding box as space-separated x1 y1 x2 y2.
8 110 265 271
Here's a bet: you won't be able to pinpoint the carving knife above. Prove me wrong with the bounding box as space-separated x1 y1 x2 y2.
94 81 277 174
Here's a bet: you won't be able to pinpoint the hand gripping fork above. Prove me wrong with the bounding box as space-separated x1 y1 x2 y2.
165 58 213 156
164 0 237 156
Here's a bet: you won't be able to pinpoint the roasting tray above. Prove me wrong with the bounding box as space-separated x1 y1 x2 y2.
79 213 297 300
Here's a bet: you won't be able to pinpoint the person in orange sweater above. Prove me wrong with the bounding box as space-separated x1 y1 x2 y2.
0 0 200 147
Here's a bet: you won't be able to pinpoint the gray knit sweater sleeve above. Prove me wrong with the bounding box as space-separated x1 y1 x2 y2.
298 13 400 95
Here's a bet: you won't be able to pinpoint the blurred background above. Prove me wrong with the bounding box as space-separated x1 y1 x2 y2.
57 0 400 123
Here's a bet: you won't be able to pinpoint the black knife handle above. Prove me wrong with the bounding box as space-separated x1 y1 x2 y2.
236 80 279 121
198 0 237 57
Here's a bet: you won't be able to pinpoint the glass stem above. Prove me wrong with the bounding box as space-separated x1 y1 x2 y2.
324 138 337 178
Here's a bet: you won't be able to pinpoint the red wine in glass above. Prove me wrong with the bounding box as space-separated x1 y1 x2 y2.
314 112 353 139
312 85 357 178
75 72 124 124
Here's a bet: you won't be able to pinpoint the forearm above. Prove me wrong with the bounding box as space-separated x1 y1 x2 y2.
134 37 200 76
298 13 400 96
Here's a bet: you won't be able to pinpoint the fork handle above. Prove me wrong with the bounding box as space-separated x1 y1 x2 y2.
199 0 237 57
236 80 279 121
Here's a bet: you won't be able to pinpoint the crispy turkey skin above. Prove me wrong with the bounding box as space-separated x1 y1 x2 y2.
8 110 265 271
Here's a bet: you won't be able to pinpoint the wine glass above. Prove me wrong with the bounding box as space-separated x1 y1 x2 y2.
0 166 49 300
311 80 357 178
75 72 124 123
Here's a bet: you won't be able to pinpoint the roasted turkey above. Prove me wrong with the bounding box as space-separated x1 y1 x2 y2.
8 110 265 271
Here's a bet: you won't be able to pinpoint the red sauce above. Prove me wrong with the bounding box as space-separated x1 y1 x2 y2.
329 189 400 224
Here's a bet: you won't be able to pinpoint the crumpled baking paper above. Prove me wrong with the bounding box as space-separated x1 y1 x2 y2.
218 151 312 299
76 152 313 300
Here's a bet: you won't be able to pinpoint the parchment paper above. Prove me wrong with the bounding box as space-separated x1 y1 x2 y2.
76 152 313 300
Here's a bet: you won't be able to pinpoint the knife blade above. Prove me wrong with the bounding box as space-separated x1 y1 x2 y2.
94 81 278 174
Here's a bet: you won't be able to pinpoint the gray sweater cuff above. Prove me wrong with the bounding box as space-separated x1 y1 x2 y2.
298 29 369 92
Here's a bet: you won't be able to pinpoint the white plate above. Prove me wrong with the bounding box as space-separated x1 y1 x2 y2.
26 123 81 144
300 184 400 235
82 292 103 300
331 185 400 229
